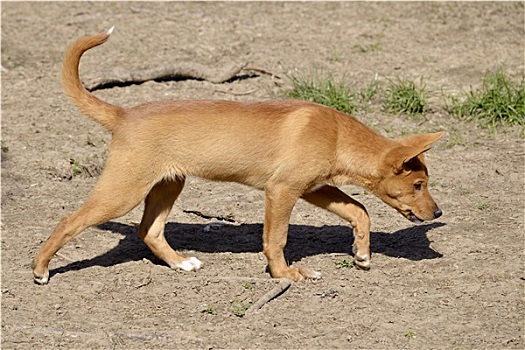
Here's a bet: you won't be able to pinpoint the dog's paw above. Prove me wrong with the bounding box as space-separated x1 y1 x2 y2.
354 253 371 270
33 270 50 285
271 266 322 282
299 267 323 280
175 257 202 272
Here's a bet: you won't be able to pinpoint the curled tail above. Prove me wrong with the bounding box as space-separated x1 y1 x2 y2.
61 27 124 132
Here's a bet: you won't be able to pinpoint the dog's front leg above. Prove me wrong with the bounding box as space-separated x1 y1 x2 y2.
263 184 321 281
302 185 371 270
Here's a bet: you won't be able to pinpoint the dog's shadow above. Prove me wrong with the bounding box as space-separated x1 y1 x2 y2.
50 221 445 279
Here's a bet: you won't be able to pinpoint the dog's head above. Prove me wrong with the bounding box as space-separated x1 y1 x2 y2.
375 132 444 223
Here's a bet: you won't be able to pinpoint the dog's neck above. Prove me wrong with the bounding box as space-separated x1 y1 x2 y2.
330 153 384 191
331 116 392 191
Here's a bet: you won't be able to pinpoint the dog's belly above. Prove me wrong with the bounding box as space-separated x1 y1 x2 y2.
181 148 279 189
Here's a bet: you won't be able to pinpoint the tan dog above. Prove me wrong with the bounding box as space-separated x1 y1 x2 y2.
33 28 444 284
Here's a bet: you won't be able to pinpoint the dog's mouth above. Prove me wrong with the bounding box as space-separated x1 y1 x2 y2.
406 210 424 224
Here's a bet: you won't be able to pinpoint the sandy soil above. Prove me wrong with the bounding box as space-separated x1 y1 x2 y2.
1 2 524 349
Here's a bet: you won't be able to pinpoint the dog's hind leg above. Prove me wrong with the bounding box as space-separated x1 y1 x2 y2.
137 177 202 272
302 185 371 270
33 159 156 285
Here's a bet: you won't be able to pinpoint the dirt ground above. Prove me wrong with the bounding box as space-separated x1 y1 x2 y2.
1 2 524 349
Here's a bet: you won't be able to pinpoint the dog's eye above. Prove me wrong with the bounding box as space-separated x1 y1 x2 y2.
414 182 422 191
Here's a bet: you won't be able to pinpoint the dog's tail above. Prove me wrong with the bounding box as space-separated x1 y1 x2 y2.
61 26 124 132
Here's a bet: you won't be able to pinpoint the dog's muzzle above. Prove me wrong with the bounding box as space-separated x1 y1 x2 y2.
407 207 442 223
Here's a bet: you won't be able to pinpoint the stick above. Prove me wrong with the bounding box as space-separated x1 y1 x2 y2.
245 278 292 316
85 61 248 91
179 276 277 283
244 66 282 80
182 209 237 223
55 252 74 262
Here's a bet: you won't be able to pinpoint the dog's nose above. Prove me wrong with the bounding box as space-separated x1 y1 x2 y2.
433 208 442 219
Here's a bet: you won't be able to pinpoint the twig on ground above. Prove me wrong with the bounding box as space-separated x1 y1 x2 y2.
245 278 292 316
244 66 282 80
182 209 237 223
177 276 292 313
55 252 74 262
134 271 153 289
181 276 275 283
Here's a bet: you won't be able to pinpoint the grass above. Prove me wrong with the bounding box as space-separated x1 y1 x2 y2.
283 68 523 135
284 71 428 116
284 70 357 114
1 141 9 153
446 69 525 127
69 158 83 176
231 300 251 318
335 259 354 269
68 157 102 178
383 77 428 115
242 282 254 290
474 202 490 211
359 74 381 105
201 306 218 316
405 330 416 339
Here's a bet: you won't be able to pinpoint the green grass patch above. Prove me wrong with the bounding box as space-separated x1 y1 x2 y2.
383 77 428 115
335 259 354 269
231 300 251 318
201 306 218 315
69 158 83 176
474 202 489 211
1 141 9 153
284 71 430 116
283 71 357 114
241 282 254 290
68 157 102 178
283 68 523 134
405 330 416 339
359 74 381 105
446 69 525 127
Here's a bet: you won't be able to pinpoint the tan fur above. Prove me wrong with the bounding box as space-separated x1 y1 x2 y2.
33 29 444 284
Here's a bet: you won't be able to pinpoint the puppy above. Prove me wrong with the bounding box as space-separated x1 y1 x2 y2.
33 27 444 284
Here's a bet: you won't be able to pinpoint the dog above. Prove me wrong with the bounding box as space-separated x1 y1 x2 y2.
33 27 444 284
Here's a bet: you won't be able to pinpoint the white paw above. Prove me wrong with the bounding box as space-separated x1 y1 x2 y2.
311 270 323 279
33 271 49 285
354 254 371 270
299 267 323 280
176 257 202 271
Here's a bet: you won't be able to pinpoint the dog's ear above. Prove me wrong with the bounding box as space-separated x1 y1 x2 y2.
397 131 445 149
386 132 444 174
386 146 429 174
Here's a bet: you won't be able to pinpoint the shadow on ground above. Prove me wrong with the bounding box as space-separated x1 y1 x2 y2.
49 221 445 280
